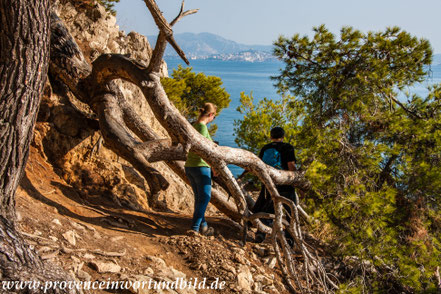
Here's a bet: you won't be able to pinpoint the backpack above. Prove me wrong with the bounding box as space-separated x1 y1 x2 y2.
261 147 282 169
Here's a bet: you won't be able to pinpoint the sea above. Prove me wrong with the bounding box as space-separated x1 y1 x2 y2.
165 58 441 177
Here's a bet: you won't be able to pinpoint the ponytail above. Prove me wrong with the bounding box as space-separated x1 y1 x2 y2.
198 102 217 118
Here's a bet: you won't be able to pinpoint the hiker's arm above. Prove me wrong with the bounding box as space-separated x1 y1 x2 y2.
287 161 297 171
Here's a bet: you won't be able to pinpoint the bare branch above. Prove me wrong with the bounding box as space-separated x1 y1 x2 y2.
170 1 199 26
388 93 422 119
134 139 187 162
96 91 170 195
435 266 441 291
143 0 190 65
148 1 198 72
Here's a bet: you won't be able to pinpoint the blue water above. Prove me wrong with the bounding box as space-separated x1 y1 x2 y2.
165 58 441 177
398 64 441 99
165 58 283 176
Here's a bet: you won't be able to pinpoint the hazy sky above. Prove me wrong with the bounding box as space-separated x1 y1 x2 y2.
115 0 441 53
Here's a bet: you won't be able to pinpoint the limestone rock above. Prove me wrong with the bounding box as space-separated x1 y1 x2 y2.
233 252 248 265
49 236 58 242
143 267 154 275
89 260 121 273
52 219 62 226
265 256 277 269
122 164 146 189
82 253 96 259
146 256 186 281
70 221 86 231
146 256 167 269
62 230 77 246
236 265 254 293
110 236 124 242
221 264 236 274
254 274 273 286
77 269 91 281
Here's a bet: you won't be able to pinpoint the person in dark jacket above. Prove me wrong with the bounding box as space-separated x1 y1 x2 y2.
252 127 297 243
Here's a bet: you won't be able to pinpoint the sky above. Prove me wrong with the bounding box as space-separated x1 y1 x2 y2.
115 0 441 54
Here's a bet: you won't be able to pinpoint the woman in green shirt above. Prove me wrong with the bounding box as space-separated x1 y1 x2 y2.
185 103 217 235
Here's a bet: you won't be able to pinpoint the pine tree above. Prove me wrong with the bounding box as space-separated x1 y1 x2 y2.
162 65 231 134
235 25 441 292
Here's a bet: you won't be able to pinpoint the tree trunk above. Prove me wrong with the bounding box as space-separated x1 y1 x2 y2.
0 0 50 220
0 1 78 292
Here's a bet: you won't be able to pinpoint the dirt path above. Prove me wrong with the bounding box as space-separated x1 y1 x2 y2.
14 147 286 293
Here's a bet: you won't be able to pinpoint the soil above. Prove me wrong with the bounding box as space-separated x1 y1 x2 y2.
16 147 287 293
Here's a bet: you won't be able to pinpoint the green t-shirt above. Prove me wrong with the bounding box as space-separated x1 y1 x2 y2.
185 122 212 167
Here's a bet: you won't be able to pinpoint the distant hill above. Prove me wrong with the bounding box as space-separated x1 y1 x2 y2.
148 32 275 62
150 33 441 64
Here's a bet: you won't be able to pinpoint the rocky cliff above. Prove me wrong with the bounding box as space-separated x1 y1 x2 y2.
35 0 196 214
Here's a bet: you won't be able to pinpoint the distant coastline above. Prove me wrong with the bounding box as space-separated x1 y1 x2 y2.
166 50 278 63
154 32 441 64
150 32 276 62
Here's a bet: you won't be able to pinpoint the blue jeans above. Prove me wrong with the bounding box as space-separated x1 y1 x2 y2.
185 166 212 231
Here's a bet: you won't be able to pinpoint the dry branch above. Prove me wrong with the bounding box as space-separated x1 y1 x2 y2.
436 266 441 291
148 1 198 72
142 0 190 65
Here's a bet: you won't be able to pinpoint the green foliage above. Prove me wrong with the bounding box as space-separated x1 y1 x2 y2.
162 65 231 135
98 0 119 15
67 0 120 15
234 92 301 154
235 25 441 292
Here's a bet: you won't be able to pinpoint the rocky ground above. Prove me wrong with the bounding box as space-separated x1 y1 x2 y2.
16 146 289 293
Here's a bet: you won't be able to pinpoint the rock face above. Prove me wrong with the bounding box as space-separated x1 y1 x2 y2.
36 1 195 213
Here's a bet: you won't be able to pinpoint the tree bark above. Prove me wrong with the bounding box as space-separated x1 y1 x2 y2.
0 1 78 292
0 0 50 221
